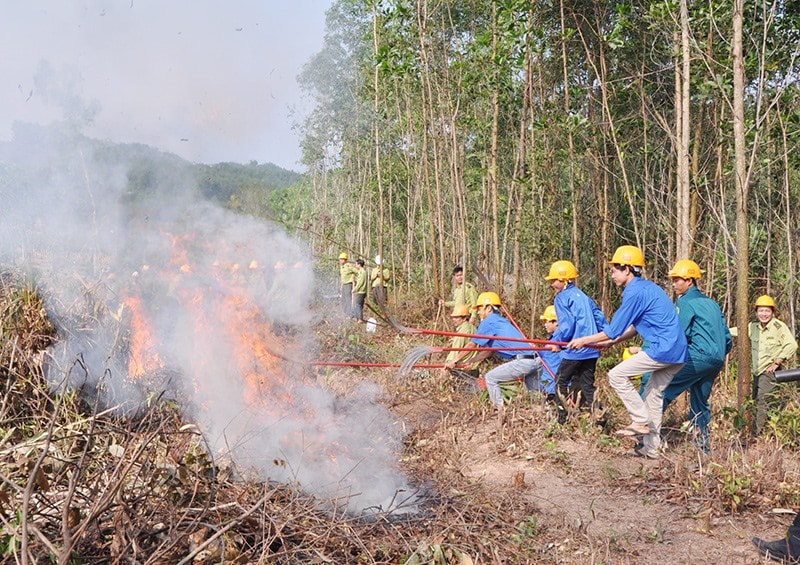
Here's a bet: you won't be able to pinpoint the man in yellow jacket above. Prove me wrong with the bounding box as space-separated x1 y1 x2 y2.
748 294 798 434
339 252 356 317
439 266 479 324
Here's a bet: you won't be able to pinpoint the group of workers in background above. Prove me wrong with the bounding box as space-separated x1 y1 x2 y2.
338 252 390 322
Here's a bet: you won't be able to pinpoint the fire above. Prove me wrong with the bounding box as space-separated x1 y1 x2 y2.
122 232 294 412
124 294 165 378
112 231 414 515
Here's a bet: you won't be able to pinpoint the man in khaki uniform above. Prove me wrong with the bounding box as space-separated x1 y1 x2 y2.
439 266 479 324
748 294 798 434
339 252 356 317
371 254 391 306
351 258 368 321
442 304 478 377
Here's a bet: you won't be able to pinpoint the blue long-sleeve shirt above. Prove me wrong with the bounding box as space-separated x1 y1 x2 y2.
604 277 688 364
550 283 607 360
539 346 562 394
472 312 532 358
676 286 732 372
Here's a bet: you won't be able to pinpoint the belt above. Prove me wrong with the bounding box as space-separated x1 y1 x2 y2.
514 354 538 360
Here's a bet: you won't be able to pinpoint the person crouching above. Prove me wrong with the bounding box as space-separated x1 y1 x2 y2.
468 292 542 412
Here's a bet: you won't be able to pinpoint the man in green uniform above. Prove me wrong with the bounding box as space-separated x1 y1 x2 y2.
351 258 368 321
442 304 478 377
660 259 732 452
371 254 391 307
339 252 356 317
749 294 798 434
439 266 479 324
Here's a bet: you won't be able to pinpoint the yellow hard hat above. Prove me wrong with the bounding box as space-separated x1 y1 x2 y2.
248 260 259 270
339 252 348 260
754 294 777 309
539 305 558 321
610 245 645 267
668 259 702 279
545 260 578 281
474 291 502 309
451 304 471 317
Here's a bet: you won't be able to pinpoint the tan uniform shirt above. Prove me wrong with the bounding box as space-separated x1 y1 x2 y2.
446 321 478 364
748 318 798 375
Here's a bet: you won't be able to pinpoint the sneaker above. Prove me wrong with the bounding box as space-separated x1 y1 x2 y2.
752 537 799 563
634 445 659 460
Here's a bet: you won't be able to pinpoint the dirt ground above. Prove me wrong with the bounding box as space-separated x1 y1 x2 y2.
388 379 791 564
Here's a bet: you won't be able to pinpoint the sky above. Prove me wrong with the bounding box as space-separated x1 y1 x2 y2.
0 1 332 172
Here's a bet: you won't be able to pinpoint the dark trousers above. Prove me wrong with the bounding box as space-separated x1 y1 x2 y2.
341 283 353 316
352 293 366 320
556 357 598 408
753 370 780 434
373 285 387 307
661 361 723 448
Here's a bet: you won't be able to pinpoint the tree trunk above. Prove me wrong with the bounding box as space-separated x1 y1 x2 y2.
489 0 502 292
676 0 691 259
560 0 579 265
732 0 751 410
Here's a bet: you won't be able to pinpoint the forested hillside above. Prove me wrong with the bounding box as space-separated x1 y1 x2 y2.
284 0 800 343
0 122 302 221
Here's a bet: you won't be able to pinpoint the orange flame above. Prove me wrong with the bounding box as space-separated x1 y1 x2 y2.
124 294 165 378
123 232 293 413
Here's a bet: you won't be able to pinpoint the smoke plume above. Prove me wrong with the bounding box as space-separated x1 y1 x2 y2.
0 122 416 515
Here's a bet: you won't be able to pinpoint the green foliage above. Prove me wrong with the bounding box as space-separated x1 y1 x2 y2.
709 460 753 512
0 510 22 556
289 0 800 348
195 162 301 209
721 403 753 433
766 392 800 448
512 515 539 543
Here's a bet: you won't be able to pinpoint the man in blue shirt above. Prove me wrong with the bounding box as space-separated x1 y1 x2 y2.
568 245 688 459
538 305 562 399
661 259 732 452
545 260 607 423
468 292 542 412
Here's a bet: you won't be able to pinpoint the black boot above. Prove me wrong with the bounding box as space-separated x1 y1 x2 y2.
752 536 799 563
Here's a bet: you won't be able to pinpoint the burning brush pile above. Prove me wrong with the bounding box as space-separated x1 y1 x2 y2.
0 138 433 560
0 268 547 563
6 215 420 510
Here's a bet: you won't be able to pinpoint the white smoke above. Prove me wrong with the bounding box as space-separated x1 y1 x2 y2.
0 123 416 515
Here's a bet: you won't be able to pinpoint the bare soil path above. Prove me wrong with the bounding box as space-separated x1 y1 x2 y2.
390 382 789 564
